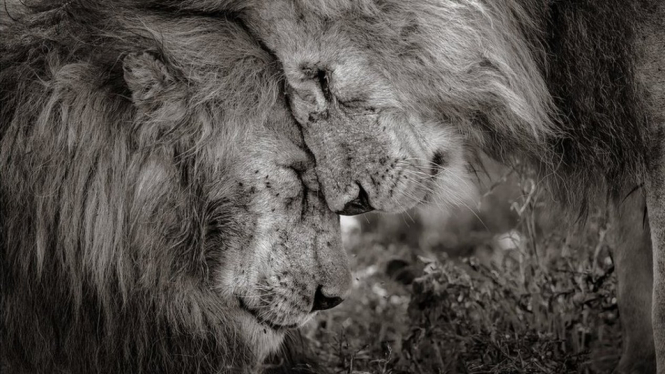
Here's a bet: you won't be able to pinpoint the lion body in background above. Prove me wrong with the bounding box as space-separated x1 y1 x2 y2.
0 1 352 373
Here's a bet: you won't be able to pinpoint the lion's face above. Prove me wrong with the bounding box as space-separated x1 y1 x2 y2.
224 122 352 333
218 124 351 355
122 29 351 356
241 0 552 214
286 74 470 215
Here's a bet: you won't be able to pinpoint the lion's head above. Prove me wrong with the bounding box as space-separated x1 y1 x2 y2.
1 3 349 372
232 0 554 215
231 0 647 214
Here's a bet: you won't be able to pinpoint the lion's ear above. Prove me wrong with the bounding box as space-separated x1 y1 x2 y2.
122 52 175 104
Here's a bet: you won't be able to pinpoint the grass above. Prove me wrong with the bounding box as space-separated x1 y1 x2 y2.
301 171 623 374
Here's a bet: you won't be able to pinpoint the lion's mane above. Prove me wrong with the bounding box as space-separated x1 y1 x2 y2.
480 0 652 206
223 0 656 208
0 1 316 373
405 0 653 206
536 0 651 205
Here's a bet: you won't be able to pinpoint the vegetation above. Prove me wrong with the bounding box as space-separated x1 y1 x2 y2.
303 171 621 374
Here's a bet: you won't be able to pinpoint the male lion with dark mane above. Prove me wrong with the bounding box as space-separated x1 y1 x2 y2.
0 1 352 373
154 0 662 372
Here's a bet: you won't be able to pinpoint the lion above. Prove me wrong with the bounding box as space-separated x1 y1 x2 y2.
152 0 661 372
0 1 352 373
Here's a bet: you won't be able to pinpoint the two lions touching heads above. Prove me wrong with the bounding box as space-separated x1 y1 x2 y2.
1 3 353 372
1 0 664 373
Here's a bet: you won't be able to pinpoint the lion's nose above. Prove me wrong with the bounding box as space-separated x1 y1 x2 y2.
336 183 374 216
311 285 344 312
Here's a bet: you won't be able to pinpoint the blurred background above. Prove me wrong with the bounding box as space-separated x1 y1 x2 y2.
288 157 620 374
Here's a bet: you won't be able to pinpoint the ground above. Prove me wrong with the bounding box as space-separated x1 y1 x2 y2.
302 167 622 374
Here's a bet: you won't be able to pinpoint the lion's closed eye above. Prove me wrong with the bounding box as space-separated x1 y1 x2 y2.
308 68 366 110
339 98 364 107
338 98 378 115
315 69 333 101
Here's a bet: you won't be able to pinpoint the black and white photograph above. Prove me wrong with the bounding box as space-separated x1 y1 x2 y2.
1 0 664 373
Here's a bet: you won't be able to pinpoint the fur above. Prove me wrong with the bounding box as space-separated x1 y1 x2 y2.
234 0 652 210
159 0 662 372
0 1 350 373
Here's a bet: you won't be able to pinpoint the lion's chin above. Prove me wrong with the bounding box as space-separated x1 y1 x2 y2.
237 296 305 332
234 313 287 362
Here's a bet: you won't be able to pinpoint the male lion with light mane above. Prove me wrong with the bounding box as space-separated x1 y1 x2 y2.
156 0 662 372
0 1 352 373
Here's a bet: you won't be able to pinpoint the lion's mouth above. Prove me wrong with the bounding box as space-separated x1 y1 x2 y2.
237 297 298 331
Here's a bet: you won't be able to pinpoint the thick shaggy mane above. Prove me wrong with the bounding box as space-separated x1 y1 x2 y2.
389 0 654 207
395 0 654 207
0 1 313 373
539 0 651 205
